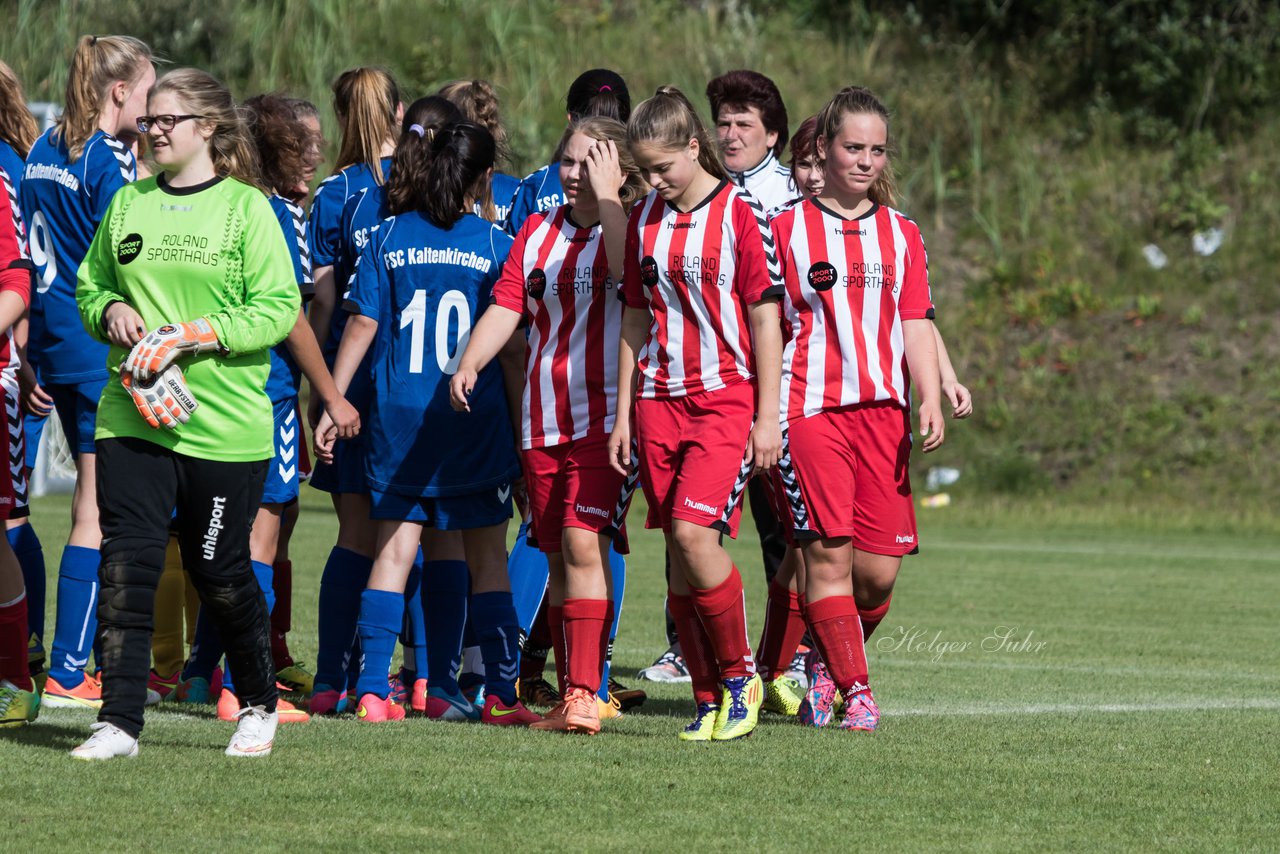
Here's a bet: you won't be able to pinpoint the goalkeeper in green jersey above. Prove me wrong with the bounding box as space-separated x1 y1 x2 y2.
72 68 299 760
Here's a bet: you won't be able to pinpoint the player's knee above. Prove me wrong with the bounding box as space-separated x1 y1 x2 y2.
669 520 716 561
98 545 165 629
561 527 606 575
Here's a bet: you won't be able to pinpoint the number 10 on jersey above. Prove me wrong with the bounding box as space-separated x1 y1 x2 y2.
400 288 472 375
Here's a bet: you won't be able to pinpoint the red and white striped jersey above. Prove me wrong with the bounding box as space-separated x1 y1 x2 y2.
0 167 32 378
771 198 934 422
620 180 782 400
492 205 622 449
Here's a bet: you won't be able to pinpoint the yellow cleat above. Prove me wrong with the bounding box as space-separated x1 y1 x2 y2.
0 679 40 727
762 676 804 716
711 673 763 741
678 702 719 742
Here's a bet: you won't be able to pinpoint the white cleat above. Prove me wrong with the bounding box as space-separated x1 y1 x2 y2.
226 705 277 758
144 688 163 707
70 722 139 761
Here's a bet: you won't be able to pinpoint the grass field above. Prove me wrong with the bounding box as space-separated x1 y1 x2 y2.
3 488 1278 851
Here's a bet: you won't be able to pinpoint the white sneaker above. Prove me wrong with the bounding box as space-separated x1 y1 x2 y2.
784 648 810 691
226 705 277 757
638 647 692 683
70 722 139 761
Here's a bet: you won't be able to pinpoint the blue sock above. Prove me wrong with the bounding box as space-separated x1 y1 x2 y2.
315 547 372 692
508 521 550 632
400 549 426 681
356 589 404 700
48 545 100 686
7 524 45 654
424 560 468 691
599 547 627 701
471 590 520 705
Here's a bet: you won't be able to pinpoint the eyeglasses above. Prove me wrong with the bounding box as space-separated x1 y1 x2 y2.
136 114 205 133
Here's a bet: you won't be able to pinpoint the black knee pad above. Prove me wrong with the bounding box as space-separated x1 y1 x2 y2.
98 538 166 629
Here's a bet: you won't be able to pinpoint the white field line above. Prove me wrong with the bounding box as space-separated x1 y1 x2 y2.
890 697 1280 716
930 539 1280 564
874 656 1280 683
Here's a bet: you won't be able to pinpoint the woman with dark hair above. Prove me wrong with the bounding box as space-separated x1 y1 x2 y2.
315 121 537 727
73 68 300 759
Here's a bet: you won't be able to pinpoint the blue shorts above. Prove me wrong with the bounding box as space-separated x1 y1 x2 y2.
309 431 367 495
370 482 513 529
48 378 107 457
23 412 45 472
260 397 301 505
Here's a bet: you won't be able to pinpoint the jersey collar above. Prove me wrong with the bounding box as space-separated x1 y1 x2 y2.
729 152 779 185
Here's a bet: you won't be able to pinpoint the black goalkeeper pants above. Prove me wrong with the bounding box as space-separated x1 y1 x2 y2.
94 436 276 738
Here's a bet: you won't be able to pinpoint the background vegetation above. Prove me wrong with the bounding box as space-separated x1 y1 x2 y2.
5 0 1277 511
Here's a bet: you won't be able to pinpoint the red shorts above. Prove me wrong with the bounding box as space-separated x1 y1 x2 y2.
0 376 29 521
779 401 917 555
523 432 634 554
635 381 754 537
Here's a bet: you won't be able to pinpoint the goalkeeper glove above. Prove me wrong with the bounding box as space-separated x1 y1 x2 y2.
124 318 222 382
121 364 199 430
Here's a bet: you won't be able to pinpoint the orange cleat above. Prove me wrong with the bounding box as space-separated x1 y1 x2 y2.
356 692 406 722
42 673 103 710
530 687 600 735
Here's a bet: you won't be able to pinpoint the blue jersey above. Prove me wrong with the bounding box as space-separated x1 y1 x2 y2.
21 128 135 383
486 171 520 229
504 164 563 236
347 211 518 497
264 195 314 403
308 159 392 272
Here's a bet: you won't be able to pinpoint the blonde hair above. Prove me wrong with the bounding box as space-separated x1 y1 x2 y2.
437 79 510 166
332 67 399 185
150 68 262 191
53 35 153 162
626 86 726 181
0 62 39 157
558 116 648 208
815 86 898 207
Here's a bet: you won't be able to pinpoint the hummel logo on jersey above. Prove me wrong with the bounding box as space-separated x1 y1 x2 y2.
202 496 228 560
682 496 718 515
161 203 194 213
639 255 659 288
832 227 866 236
117 233 143 265
526 267 547 300
807 261 837 292
666 221 697 230
575 503 609 519
895 534 915 545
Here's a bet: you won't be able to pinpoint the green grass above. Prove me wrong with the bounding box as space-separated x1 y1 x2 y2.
3 489 1278 850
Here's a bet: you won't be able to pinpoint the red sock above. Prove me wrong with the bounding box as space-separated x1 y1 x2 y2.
521 600 552 683
563 598 609 693
755 580 805 681
547 605 566 694
859 595 892 640
668 593 719 705
806 596 869 697
0 593 33 691
599 601 615 685
270 560 293 667
687 567 754 680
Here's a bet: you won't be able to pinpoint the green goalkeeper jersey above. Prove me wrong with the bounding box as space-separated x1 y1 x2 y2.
77 174 300 461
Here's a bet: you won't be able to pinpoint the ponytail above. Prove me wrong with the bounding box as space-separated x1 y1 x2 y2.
151 68 263 191
815 86 898 208
0 62 39 156
53 34 153 162
332 67 400 185
385 96 462 216
627 86 726 182
420 121 495 228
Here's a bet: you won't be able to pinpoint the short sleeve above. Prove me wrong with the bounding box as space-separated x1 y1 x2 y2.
504 173 538 236
619 206 648 309
308 174 347 267
731 195 784 306
491 219 531 315
86 137 135 224
272 198 315 301
344 230 383 320
897 219 935 321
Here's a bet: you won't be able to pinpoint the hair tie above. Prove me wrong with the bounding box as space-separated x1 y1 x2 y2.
90 35 99 45
409 123 426 138
598 85 612 92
